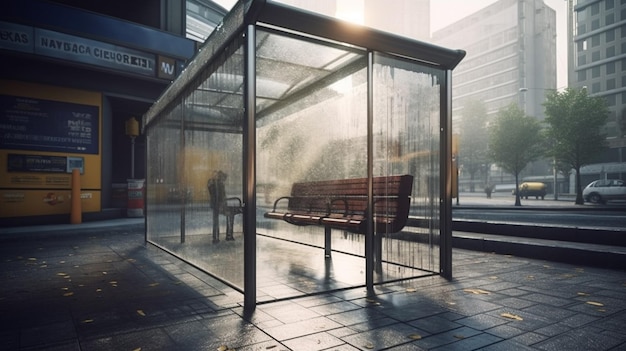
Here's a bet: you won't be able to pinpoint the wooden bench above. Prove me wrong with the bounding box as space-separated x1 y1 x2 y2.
264 175 413 257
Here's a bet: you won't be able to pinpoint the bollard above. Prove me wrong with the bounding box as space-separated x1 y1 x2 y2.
70 168 82 224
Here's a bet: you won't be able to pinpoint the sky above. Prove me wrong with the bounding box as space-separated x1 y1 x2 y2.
212 0 568 87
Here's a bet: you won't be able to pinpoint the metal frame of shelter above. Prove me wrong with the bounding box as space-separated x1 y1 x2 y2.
143 0 465 309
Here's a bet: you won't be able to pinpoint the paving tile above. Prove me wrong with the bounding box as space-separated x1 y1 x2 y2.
326 307 389 327
282 331 344 351
340 323 426 351
80 327 178 351
309 300 362 316
479 339 537 351
258 301 321 324
407 315 462 334
510 331 550 346
484 324 526 339
455 313 509 331
534 327 624 351
411 326 482 350
431 332 502 350
263 316 343 341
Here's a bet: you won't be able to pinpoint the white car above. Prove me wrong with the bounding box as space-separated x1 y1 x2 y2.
582 179 626 204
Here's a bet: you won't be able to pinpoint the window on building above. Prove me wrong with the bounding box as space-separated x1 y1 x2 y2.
607 78 616 90
606 0 615 10
607 62 616 74
606 13 615 25
607 46 616 58
592 66 601 78
606 29 615 42
592 50 601 62
592 34 600 47
578 69 587 81
591 19 600 30
592 82 601 93
606 94 616 106
591 3 600 15
578 55 587 65
577 23 586 35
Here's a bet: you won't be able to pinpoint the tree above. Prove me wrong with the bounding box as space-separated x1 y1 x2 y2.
489 104 544 206
543 88 609 205
459 100 489 192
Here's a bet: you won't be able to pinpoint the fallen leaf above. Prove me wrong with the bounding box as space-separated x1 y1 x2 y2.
577 292 589 296
266 346 277 350
463 288 490 295
501 312 523 321
489 276 498 280
57 272 68 276
28 258 37 261
363 342 374 349
408 333 422 340
454 334 466 339
149 283 159 287
82 319 94 323
137 310 146 317
132 348 141 351
406 288 417 292
63 292 74 297
586 301 604 307
217 346 229 351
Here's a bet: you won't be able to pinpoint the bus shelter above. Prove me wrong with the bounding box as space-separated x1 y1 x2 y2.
142 0 465 309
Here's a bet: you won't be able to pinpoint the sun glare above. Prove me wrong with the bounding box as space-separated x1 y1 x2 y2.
335 0 364 25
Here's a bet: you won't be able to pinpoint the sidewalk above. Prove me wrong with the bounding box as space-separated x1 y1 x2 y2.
1 219 625 350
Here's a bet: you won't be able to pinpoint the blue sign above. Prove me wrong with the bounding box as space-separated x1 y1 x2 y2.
0 95 99 154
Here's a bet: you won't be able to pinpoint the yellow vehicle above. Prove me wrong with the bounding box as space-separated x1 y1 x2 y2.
513 182 547 200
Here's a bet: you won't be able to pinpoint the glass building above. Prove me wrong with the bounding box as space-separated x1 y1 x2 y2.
142 0 465 308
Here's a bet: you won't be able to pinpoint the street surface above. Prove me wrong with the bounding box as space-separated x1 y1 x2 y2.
453 192 626 230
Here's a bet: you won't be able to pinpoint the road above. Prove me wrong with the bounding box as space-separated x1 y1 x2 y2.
452 192 626 231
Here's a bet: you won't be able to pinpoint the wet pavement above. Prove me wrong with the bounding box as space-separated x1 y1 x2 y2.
1 218 625 351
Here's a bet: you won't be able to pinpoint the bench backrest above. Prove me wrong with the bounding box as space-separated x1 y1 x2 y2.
288 174 413 233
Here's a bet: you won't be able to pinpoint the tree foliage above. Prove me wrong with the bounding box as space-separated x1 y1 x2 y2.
543 87 609 204
489 104 544 205
459 100 489 191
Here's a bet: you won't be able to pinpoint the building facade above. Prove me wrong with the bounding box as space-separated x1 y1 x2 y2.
0 0 227 225
432 0 557 123
570 0 626 165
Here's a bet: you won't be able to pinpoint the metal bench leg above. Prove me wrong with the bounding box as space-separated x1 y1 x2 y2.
324 226 332 258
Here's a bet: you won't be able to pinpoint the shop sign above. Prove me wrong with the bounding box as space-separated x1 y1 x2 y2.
0 21 156 77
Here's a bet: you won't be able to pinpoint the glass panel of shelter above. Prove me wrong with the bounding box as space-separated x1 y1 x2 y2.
146 34 246 290
146 104 183 246
373 53 443 280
